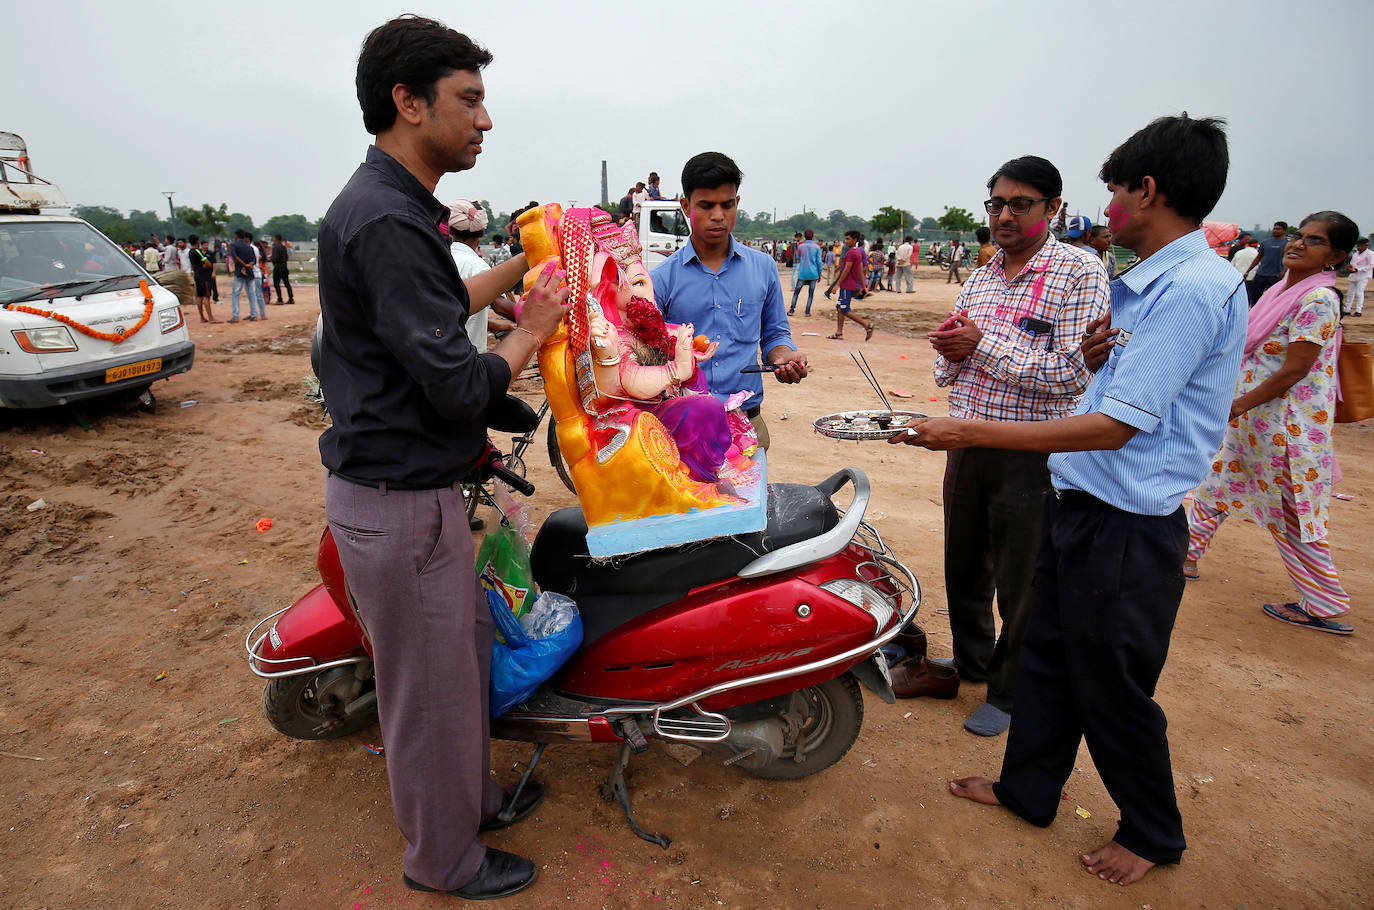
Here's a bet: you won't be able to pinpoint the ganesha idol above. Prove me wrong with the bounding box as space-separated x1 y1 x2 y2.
515 204 766 556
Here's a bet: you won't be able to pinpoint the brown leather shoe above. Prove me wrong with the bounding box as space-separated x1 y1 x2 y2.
891 657 959 699
894 624 927 662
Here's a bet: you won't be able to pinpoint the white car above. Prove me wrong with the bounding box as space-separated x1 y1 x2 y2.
0 213 194 408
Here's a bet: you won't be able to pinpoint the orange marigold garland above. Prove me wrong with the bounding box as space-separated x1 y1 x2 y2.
4 279 155 344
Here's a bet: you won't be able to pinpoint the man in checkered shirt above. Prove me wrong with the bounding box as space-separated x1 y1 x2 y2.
901 156 1108 737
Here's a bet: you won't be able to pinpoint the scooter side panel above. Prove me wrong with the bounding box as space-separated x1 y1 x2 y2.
556 563 879 704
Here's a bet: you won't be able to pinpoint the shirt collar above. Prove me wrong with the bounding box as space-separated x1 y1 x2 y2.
990 232 1060 280
364 145 449 227
1117 229 1212 293
684 234 743 266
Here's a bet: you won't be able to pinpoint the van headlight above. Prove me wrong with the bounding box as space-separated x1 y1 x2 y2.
158 308 185 333
13 326 78 353
820 578 896 630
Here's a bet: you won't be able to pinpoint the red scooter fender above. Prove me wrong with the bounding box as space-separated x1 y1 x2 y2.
246 528 372 678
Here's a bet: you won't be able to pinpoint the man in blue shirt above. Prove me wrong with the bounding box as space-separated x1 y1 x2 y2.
789 228 823 316
1244 220 1290 304
891 115 1247 887
653 152 808 449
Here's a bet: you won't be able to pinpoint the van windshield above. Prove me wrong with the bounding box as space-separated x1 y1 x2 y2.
0 221 144 304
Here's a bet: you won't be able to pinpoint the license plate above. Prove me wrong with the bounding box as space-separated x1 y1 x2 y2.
105 358 162 383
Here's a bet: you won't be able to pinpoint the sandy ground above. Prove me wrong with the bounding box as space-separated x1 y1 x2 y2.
2 265 1372 909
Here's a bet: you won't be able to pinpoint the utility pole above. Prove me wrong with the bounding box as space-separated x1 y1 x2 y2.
162 191 176 237
600 161 608 209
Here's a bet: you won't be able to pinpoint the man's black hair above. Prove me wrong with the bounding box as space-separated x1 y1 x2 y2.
234 229 245 239
1274 221 1289 230
356 15 493 135
904 236 914 243
274 234 283 241
1089 224 1111 239
844 229 862 241
986 155 1062 200
1098 115 1229 223
975 226 991 243
681 152 742 199
188 234 199 245
1359 237 1370 245
1300 211 1360 256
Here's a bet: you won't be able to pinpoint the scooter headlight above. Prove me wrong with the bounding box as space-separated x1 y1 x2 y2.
820 578 896 630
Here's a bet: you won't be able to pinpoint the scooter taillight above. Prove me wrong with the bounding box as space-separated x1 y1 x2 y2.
818 577 898 631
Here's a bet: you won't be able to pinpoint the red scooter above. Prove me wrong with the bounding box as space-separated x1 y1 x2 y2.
245 403 920 846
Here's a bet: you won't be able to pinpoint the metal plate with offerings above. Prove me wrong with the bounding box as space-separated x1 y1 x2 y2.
813 409 928 440
813 350 930 441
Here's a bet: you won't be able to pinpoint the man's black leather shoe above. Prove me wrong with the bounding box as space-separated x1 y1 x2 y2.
403 848 537 900
480 779 545 831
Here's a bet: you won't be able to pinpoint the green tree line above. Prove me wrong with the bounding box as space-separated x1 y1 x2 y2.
74 199 981 246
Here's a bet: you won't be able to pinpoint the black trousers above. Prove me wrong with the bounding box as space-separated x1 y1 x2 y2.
993 492 1188 865
942 447 1050 710
273 265 293 302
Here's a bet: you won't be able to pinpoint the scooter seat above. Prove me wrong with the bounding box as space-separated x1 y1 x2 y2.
530 482 840 598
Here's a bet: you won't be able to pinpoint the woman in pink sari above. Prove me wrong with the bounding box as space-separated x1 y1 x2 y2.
1184 211 1358 634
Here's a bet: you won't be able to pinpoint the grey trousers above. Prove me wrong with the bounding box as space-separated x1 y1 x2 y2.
942 447 1050 711
326 475 504 891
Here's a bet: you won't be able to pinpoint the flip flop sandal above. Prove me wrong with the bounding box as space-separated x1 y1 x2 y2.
865 324 875 341
1262 602 1353 635
826 334 843 339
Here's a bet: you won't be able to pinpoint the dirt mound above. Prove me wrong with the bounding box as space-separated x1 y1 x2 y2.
235 377 299 401
0 494 112 571
61 448 184 495
210 322 314 357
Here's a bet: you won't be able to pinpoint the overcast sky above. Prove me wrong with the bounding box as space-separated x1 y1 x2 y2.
6 0 1371 233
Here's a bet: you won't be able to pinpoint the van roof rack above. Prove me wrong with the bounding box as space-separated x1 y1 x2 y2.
0 132 69 212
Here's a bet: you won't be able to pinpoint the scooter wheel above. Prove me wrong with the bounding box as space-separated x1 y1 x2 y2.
742 674 864 780
264 669 376 740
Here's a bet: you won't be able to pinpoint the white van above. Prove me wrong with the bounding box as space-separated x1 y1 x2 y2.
0 133 194 408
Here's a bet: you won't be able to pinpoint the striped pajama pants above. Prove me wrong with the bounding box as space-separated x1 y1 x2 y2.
1186 481 1349 617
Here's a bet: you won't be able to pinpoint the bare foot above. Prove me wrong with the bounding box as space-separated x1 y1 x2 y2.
1081 840 1156 885
948 776 1001 805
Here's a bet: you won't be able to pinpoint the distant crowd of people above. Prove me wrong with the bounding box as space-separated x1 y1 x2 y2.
123 232 295 323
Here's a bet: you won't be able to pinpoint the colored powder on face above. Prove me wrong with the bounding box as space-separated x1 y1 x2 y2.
1026 219 1046 237
1105 203 1130 231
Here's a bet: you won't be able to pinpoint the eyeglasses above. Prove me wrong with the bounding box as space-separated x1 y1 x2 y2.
984 197 1052 216
1289 233 1330 249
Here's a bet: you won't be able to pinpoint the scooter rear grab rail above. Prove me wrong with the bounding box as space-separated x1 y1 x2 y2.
736 467 869 579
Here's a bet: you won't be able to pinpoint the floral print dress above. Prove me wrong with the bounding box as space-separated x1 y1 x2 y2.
1196 287 1341 543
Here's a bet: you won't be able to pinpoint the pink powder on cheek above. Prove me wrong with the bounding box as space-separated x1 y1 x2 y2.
1105 203 1130 232
1026 219 1046 238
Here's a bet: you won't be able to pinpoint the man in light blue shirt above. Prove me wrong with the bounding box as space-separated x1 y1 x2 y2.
653 152 808 449
789 228 823 316
891 115 1246 887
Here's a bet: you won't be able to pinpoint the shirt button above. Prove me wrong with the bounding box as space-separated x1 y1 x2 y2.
434 328 443 337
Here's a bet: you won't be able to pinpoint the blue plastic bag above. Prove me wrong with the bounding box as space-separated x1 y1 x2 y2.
487 589 583 717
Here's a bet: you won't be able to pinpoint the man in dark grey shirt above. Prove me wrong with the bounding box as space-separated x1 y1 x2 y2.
318 16 568 901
